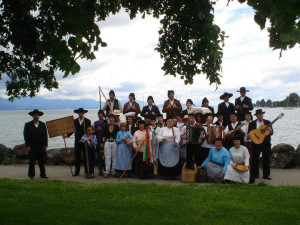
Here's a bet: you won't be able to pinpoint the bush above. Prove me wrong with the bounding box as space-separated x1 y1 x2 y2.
2 148 16 165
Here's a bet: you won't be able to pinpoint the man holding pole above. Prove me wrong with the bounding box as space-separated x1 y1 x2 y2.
64 108 91 177
102 90 122 116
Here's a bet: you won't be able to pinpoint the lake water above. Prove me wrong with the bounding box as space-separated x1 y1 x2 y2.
0 108 299 149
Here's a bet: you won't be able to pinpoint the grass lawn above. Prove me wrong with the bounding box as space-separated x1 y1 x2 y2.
0 179 299 225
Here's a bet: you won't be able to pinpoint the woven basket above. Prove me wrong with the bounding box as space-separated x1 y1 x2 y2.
181 163 197 183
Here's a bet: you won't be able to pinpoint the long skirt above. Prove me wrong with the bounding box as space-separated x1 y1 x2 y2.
134 152 153 179
224 165 249 183
205 162 225 183
158 160 181 177
158 141 180 177
115 143 132 171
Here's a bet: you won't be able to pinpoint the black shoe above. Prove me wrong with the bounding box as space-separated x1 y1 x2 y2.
40 176 48 179
28 176 34 180
249 178 255 184
72 173 79 177
263 176 272 180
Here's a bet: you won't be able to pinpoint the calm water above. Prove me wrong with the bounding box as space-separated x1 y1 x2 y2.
0 108 299 149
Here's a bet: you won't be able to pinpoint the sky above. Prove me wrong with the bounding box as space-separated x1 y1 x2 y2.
1 1 300 107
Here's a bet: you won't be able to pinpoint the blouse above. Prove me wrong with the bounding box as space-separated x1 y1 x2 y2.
157 126 180 144
116 131 133 144
133 130 146 152
229 145 250 166
202 147 230 173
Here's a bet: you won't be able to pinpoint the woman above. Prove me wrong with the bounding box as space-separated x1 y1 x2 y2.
115 122 133 177
133 120 153 178
200 113 215 167
103 114 120 178
157 118 181 178
224 136 250 183
126 115 137 135
199 138 230 183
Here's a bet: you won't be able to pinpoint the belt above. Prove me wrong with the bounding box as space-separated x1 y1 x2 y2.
107 140 115 143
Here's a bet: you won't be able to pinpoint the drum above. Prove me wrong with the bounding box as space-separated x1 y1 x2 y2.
186 125 204 144
207 126 224 144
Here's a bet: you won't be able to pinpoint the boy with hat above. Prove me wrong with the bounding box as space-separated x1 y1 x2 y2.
64 108 91 176
123 93 141 121
24 109 48 179
141 96 161 118
217 92 235 124
214 112 227 128
235 87 253 121
103 90 122 116
162 90 182 118
248 109 273 183
241 111 253 168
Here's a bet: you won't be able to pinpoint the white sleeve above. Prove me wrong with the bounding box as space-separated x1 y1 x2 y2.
157 128 164 142
243 146 250 167
174 127 181 143
224 125 229 133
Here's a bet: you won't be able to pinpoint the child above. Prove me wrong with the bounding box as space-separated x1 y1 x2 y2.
115 122 133 177
81 126 98 178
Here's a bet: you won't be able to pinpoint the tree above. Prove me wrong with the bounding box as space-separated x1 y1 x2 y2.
1 0 299 101
265 99 272 107
260 99 266 107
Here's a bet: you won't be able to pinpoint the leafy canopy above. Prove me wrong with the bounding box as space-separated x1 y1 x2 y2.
0 0 299 101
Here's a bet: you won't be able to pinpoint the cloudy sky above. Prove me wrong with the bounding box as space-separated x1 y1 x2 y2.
1 1 300 107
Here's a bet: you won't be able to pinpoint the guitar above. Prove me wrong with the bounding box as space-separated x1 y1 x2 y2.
249 113 284 145
226 123 245 141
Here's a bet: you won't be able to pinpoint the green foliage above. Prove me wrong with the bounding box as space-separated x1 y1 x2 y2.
1 148 16 165
255 92 300 107
0 179 300 225
0 0 299 101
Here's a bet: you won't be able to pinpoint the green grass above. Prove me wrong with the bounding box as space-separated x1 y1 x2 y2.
0 179 299 225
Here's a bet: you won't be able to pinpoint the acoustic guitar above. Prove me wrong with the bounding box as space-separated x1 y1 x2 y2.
249 113 284 145
226 123 245 141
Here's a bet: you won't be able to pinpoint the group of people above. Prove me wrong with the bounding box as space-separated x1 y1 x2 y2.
24 87 273 184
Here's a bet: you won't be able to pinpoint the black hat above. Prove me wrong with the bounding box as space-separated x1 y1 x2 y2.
109 90 115 97
147 96 154 103
98 109 105 116
230 112 238 117
129 93 135 101
168 90 174 96
150 115 157 120
144 115 151 119
233 135 242 141
214 112 224 117
74 108 88 113
237 87 250 92
138 120 145 125
243 111 252 116
28 109 44 116
254 109 265 115
107 113 115 118
202 97 209 104
220 92 233 100
186 99 194 105
157 113 163 118
204 113 213 119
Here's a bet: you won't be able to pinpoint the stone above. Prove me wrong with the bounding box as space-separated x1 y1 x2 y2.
0 144 8 163
271 143 296 169
46 147 75 165
295 144 300 167
12 143 28 158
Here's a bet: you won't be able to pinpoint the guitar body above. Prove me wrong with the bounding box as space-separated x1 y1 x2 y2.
249 125 270 145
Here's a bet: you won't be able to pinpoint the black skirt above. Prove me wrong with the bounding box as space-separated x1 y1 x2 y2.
134 152 153 178
158 160 181 177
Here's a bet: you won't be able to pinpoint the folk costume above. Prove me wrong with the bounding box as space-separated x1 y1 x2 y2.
248 109 273 182
141 96 161 118
103 123 120 175
241 112 253 166
234 87 253 121
201 123 215 165
202 147 230 183
102 90 122 116
24 110 48 179
224 144 250 183
224 118 244 149
213 112 228 128
115 130 133 171
123 93 141 121
80 133 98 176
217 92 235 124
202 97 215 120
68 108 91 176
182 99 194 117
157 126 181 177
162 90 183 118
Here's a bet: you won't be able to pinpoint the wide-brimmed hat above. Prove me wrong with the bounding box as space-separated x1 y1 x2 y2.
237 87 250 92
28 109 44 116
254 109 265 115
220 92 233 100
183 115 189 120
124 112 135 118
74 108 88 114
113 110 121 116
186 99 195 106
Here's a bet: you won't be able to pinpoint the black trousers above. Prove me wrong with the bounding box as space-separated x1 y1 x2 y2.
28 149 46 178
186 143 201 169
95 147 105 174
250 143 271 178
74 143 87 175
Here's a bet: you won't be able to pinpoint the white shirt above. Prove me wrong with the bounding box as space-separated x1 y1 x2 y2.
157 126 180 144
256 120 264 128
240 96 245 102
241 120 251 142
216 120 223 126
34 122 39 128
224 122 239 133
169 99 174 105
129 101 133 107
225 102 229 107
148 105 152 111
79 118 84 125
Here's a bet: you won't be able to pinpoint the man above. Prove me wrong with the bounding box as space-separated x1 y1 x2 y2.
214 112 227 129
182 99 194 116
65 108 91 177
202 97 215 119
113 110 121 127
103 90 122 116
123 93 141 121
24 109 48 179
235 87 253 121
157 114 165 128
248 109 273 183
162 90 182 118
224 112 244 149
217 92 235 124
93 109 108 175
141 96 161 117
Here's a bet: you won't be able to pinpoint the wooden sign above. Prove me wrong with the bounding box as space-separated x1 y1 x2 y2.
46 116 76 138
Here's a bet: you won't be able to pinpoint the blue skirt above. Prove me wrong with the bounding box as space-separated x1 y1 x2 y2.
115 143 133 170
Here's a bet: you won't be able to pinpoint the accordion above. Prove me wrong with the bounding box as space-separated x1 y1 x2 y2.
186 125 204 144
207 126 224 144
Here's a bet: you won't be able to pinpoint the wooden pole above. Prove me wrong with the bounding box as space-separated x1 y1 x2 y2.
63 137 74 176
99 86 102 109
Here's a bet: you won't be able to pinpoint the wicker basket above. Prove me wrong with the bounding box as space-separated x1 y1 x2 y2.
181 163 197 183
